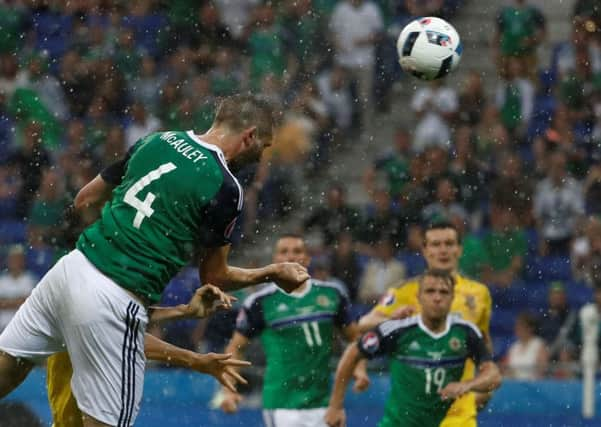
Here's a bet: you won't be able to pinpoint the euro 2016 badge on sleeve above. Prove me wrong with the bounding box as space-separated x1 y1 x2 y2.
361 331 380 354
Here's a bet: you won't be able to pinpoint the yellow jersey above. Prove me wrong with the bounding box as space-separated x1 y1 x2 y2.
47 352 82 427
374 273 492 427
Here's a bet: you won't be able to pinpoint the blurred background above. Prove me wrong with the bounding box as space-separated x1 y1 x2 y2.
2 0 601 425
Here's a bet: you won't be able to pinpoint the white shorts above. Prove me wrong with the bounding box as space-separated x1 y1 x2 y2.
263 408 328 427
0 249 148 426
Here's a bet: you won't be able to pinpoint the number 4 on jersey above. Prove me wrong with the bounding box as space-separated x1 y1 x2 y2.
124 162 177 229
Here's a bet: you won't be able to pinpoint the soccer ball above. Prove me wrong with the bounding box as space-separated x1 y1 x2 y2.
397 17 462 81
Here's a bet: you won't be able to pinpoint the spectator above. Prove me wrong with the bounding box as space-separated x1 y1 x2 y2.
329 0 384 129
571 216 601 286
59 50 93 117
583 151 601 215
210 47 245 97
17 53 68 122
128 55 165 114
357 237 406 304
494 0 546 80
491 151 533 221
125 102 161 149
480 202 528 287
8 121 51 219
28 170 67 242
362 127 411 199
504 312 549 380
192 2 237 71
448 125 487 215
411 79 458 152
303 183 361 246
457 70 487 126
539 282 577 368
0 245 36 332
533 150 585 255
405 0 444 17
246 3 287 90
399 153 431 224
214 0 260 39
422 177 468 226
574 285 601 371
280 0 324 76
495 56 534 136
358 188 404 248
553 17 601 81
316 64 353 135
330 232 363 302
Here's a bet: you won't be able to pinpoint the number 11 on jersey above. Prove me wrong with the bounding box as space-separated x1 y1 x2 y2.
124 162 177 229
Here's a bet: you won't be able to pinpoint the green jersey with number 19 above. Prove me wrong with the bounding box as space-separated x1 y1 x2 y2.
236 280 352 409
358 315 491 427
77 130 243 304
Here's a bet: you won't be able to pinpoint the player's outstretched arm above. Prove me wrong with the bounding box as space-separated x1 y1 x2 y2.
438 361 502 401
341 324 370 392
144 334 250 393
358 305 415 333
199 245 309 292
149 285 237 324
325 343 363 427
220 332 251 413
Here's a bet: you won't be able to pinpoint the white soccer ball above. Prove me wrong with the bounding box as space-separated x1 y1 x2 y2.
396 17 462 81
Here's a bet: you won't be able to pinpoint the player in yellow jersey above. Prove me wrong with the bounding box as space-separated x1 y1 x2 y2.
358 221 493 427
48 284 250 427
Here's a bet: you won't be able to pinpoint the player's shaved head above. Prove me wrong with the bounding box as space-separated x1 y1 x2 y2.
213 94 276 142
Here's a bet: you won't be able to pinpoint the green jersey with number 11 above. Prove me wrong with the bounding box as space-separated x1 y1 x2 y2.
77 130 243 303
358 315 491 427
236 280 352 409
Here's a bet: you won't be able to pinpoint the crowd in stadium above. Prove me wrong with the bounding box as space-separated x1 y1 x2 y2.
1 0 601 384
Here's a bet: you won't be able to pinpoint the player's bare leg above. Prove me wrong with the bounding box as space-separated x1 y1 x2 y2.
81 412 112 427
0 351 33 398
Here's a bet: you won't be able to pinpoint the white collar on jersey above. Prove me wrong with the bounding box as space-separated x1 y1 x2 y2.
186 130 244 211
417 314 451 340
276 279 313 298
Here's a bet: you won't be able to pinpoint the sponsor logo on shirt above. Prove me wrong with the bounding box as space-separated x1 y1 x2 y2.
361 332 380 353
408 341 421 351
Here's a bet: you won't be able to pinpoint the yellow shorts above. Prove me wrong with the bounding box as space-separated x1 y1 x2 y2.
440 392 477 427
47 352 83 427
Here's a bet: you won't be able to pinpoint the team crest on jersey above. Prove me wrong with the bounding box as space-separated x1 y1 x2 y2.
361 332 380 353
465 295 476 311
317 295 331 308
449 337 462 351
380 292 396 307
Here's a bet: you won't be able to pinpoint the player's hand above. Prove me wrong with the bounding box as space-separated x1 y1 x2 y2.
185 285 237 318
324 407 346 427
190 352 250 393
272 262 310 293
438 381 471 401
352 364 370 392
390 305 415 320
221 390 243 413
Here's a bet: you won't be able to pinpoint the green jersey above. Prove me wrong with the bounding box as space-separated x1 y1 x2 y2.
358 315 490 427
77 130 242 303
236 280 352 409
